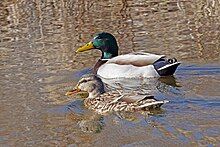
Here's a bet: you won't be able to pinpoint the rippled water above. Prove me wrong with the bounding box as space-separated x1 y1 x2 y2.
1 0 220 146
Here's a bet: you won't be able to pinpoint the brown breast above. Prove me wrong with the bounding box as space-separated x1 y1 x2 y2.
93 59 108 74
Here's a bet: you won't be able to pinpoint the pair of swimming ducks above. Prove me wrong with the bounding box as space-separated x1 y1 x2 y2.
66 32 180 114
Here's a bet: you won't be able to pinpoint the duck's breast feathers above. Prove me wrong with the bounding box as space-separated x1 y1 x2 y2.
106 52 165 67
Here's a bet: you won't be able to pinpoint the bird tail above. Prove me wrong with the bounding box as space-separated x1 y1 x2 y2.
153 58 180 76
137 100 169 109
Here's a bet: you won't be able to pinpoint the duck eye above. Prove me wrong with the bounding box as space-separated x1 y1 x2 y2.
79 79 88 85
80 78 92 84
82 79 88 83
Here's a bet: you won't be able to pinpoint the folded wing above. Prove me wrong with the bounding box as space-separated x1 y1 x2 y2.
106 52 165 67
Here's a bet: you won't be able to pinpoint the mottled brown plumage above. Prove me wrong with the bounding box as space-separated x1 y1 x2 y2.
66 74 168 114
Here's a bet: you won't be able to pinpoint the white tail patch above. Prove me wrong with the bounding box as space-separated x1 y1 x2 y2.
157 62 181 71
137 100 169 109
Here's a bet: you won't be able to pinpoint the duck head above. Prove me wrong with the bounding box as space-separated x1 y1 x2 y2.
76 32 118 59
66 74 105 98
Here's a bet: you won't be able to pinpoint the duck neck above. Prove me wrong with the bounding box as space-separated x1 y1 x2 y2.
88 88 105 98
101 46 118 59
101 52 113 59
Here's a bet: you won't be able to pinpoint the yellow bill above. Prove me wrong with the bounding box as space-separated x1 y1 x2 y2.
76 41 94 53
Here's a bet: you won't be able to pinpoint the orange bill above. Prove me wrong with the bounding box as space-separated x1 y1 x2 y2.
65 88 81 96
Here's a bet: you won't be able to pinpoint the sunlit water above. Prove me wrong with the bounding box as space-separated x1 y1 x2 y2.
0 0 220 146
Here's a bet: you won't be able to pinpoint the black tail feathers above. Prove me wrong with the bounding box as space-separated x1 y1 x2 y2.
153 58 180 76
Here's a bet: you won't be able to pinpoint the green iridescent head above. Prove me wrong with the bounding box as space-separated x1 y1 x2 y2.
76 32 119 59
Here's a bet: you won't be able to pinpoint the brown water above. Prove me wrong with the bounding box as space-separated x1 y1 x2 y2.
1 0 220 146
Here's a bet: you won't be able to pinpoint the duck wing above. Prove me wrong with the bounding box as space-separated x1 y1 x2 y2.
97 91 152 103
120 93 154 104
106 52 165 67
86 91 168 113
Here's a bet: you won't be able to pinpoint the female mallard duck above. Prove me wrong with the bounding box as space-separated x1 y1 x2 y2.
66 74 168 114
76 32 180 78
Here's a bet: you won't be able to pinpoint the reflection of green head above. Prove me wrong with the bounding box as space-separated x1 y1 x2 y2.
92 32 119 59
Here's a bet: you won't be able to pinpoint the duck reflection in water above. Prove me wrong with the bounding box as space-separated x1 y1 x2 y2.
66 101 166 134
65 74 174 133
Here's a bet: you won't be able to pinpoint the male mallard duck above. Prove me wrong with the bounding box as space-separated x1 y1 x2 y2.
66 74 168 114
76 32 180 78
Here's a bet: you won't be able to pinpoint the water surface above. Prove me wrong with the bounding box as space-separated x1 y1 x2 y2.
0 0 220 146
